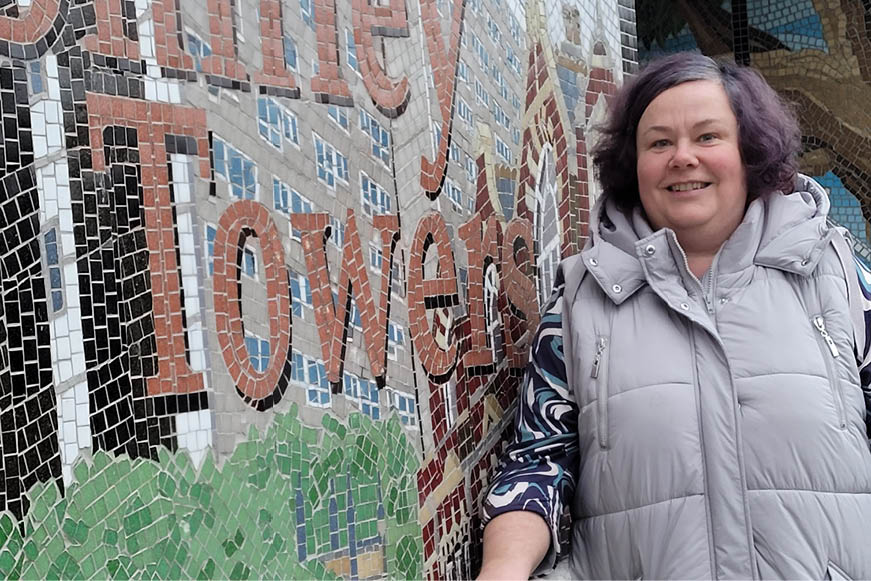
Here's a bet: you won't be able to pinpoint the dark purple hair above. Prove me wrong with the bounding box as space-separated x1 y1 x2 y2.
592 52 801 212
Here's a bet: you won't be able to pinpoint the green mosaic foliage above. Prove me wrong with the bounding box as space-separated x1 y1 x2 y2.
1 407 422 579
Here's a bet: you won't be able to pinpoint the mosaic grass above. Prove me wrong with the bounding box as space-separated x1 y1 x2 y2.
0 405 422 580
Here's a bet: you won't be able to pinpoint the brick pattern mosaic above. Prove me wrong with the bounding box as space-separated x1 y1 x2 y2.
0 0 631 578
637 0 871 253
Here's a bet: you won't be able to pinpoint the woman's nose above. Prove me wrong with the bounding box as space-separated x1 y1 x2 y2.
668 142 699 168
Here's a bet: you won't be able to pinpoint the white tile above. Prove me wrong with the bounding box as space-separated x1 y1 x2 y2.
63 420 77 442
53 313 68 336
58 360 72 382
64 443 78 462
46 55 58 78
62 396 76 420
31 109 46 135
56 160 70 186
156 81 169 102
176 412 189 433
47 125 62 148
169 83 181 103
74 382 88 405
57 336 71 359
72 353 86 375
199 409 213 430
77 425 91 445
76 403 88 425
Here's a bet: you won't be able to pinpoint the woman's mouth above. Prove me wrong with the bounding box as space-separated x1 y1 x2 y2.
667 182 711 192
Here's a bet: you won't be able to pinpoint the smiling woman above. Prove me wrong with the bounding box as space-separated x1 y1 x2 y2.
479 52 871 581
635 80 747 276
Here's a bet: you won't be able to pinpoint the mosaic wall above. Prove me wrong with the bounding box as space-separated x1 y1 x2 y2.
0 0 635 578
637 0 871 252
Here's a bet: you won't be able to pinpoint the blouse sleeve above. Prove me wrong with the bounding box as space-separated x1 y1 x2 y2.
854 258 871 441
481 267 579 572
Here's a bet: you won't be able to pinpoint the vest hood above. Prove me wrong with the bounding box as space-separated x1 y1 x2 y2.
582 174 835 304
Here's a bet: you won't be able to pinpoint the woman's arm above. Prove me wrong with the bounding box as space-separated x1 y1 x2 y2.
478 511 551 580
479 268 579 578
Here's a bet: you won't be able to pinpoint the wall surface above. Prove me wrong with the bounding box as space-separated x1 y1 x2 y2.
0 0 635 578
637 0 871 255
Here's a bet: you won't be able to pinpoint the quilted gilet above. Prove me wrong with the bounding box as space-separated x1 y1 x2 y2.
561 175 871 579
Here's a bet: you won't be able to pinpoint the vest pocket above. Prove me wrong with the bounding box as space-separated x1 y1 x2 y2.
592 336 610 448
811 315 847 430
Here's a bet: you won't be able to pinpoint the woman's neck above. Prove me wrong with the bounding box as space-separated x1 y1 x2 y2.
684 251 716 279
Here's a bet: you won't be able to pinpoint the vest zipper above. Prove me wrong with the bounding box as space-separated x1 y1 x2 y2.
592 336 610 448
811 315 847 429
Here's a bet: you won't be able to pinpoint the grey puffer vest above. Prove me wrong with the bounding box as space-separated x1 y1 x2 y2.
561 175 871 580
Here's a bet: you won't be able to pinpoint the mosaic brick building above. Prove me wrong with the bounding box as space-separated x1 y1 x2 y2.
638 0 871 257
0 0 636 578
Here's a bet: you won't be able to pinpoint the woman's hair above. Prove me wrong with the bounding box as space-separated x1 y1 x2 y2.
592 52 802 211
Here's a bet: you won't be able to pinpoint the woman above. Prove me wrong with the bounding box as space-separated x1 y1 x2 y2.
479 52 871 580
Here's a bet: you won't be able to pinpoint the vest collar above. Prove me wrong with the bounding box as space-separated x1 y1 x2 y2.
582 174 833 304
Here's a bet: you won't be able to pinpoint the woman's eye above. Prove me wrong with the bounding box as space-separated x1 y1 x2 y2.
699 133 717 142
652 139 670 148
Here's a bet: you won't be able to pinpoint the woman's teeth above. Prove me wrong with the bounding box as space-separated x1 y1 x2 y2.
668 182 709 192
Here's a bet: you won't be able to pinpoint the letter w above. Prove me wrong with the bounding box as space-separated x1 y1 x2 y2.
290 210 399 390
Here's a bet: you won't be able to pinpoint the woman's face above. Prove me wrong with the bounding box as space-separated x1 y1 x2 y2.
635 80 747 246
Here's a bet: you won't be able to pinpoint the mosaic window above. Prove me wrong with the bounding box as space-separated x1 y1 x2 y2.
283 35 298 72
244 333 270 372
466 154 477 183
213 136 258 199
43 228 63 313
506 46 522 76
457 59 469 83
450 142 460 166
345 28 359 73
388 321 405 360
369 243 383 271
328 105 350 131
290 350 330 406
29 61 43 95
508 13 522 44
472 32 489 68
475 79 490 108
487 15 502 44
328 215 346 248
306 359 330 407
205 224 217 275
497 177 515 220
432 121 442 153
344 372 380 420
185 30 212 72
313 133 349 188
494 102 510 130
257 97 299 151
361 173 392 216
457 98 472 127
300 0 314 29
445 178 463 213
535 147 561 306
391 390 417 427
495 135 512 163
242 246 257 278
391 255 405 298
288 269 313 317
359 109 390 165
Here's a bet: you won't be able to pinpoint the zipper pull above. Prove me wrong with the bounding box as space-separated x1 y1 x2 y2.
813 316 840 358
591 337 607 378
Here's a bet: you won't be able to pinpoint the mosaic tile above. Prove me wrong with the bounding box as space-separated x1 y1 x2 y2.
0 0 637 578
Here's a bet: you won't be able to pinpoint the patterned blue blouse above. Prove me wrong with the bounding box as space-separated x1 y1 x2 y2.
482 257 871 563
